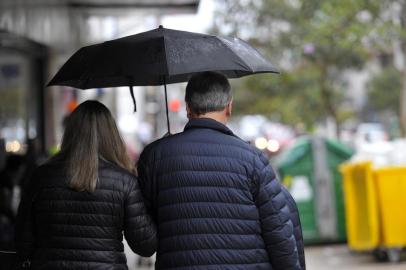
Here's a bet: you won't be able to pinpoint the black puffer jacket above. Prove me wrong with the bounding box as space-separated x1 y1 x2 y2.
15 159 157 270
138 118 304 270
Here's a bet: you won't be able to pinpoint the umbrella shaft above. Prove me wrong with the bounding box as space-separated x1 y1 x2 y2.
164 79 171 135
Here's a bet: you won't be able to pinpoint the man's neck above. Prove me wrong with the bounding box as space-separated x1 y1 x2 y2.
191 111 228 125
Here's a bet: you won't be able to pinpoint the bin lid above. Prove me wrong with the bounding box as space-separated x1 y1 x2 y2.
275 136 311 169
325 138 353 159
276 136 353 169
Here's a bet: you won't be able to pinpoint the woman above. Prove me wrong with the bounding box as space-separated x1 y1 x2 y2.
15 100 156 270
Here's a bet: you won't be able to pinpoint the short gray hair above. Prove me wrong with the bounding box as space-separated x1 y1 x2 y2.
185 72 232 115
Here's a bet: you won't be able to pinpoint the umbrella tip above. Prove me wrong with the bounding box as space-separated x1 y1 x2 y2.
159 25 164 29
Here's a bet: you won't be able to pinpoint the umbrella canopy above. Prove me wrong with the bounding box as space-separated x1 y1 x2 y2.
48 26 279 134
48 26 278 88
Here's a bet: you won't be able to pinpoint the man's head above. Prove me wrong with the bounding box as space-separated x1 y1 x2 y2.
185 71 233 122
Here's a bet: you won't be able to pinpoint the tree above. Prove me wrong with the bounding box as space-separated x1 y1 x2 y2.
394 0 406 136
365 67 401 137
213 0 381 137
367 67 400 114
231 66 329 131
360 0 406 136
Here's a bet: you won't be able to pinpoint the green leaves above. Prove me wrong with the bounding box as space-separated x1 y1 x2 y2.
213 0 405 134
232 65 325 130
367 67 401 113
213 0 380 132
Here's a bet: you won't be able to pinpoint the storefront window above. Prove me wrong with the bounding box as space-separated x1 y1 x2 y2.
0 52 30 154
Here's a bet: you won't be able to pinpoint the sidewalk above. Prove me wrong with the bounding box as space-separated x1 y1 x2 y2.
305 244 406 270
125 243 406 270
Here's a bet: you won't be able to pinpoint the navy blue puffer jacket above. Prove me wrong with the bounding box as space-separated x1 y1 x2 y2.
138 118 305 270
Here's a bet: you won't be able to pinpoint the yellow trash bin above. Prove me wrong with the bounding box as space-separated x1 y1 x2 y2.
341 162 406 262
374 167 406 248
341 162 379 251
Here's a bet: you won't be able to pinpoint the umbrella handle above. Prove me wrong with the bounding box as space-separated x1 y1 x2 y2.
127 76 136 112
130 85 137 112
129 85 136 112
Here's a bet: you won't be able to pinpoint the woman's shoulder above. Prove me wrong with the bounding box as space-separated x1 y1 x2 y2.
99 159 137 182
98 160 138 194
23 159 67 191
33 158 66 176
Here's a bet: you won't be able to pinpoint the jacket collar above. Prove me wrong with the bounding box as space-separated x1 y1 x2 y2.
184 118 235 136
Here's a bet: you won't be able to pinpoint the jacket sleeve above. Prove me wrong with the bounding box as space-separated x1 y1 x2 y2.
123 174 157 257
136 148 157 220
281 185 306 270
253 153 301 270
15 170 39 261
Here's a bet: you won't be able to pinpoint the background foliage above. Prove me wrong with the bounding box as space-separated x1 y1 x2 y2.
213 0 406 136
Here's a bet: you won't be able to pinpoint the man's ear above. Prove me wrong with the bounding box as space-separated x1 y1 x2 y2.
226 99 233 117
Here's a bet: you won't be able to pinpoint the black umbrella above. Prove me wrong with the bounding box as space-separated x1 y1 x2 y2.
48 25 279 134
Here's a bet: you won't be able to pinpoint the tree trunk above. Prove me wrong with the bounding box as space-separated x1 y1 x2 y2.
319 64 340 138
400 70 406 137
399 1 406 137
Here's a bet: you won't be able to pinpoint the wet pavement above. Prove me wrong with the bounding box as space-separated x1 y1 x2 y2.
305 245 406 270
125 243 406 270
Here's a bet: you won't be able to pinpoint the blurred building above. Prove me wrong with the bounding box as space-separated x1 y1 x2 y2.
0 0 200 158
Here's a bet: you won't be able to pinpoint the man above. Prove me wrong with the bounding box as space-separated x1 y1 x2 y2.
138 71 305 270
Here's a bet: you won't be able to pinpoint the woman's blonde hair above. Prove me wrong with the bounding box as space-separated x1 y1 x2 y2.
55 100 134 192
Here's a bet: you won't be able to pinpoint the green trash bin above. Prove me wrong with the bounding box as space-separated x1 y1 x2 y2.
275 136 353 244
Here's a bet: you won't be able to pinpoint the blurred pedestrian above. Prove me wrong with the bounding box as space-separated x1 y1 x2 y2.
0 154 24 250
0 155 23 220
138 71 305 270
15 100 156 269
18 138 45 200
